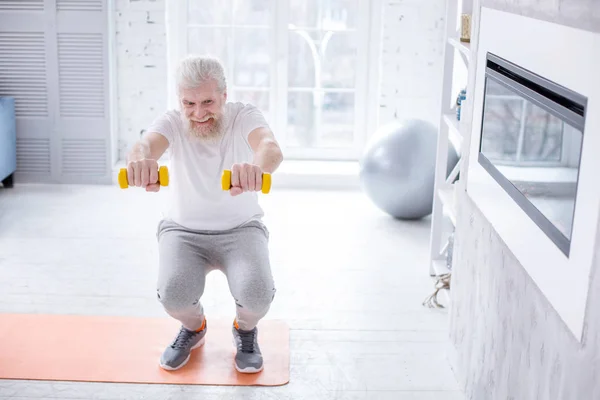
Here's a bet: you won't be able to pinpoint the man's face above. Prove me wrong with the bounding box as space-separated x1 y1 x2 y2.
179 79 227 141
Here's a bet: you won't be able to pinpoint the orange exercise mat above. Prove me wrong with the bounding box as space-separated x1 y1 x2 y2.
0 313 289 386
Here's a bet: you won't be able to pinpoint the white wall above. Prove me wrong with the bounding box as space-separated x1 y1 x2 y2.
112 0 446 161
450 1 600 399
482 0 599 32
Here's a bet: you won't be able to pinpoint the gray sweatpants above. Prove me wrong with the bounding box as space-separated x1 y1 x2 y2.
155 219 276 332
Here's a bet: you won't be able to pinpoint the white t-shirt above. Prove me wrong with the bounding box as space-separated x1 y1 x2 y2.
146 102 269 231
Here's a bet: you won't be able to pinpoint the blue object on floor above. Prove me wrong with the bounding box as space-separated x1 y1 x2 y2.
0 97 16 187
456 89 467 121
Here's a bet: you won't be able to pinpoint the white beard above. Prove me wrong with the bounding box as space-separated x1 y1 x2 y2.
181 110 226 144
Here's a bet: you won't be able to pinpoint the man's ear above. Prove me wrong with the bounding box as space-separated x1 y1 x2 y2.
223 91 228 102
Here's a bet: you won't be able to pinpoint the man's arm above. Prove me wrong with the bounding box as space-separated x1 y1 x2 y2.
126 132 170 191
127 132 169 163
247 127 283 174
229 127 283 196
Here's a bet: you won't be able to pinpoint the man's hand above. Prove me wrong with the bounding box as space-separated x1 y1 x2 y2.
229 163 263 196
127 158 161 192
125 132 169 193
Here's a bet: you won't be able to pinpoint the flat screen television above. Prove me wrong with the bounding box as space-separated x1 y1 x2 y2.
478 53 587 256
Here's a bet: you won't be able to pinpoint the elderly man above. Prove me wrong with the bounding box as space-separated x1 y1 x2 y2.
125 55 283 373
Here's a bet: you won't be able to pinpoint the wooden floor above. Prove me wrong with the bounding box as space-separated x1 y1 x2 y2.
0 183 462 400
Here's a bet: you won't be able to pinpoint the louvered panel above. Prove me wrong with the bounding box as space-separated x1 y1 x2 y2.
57 0 102 12
0 1 44 11
0 32 47 117
61 139 106 175
16 138 51 175
58 33 105 118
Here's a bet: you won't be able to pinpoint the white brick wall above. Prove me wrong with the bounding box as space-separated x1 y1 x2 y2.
378 0 446 128
114 0 168 161
113 0 446 160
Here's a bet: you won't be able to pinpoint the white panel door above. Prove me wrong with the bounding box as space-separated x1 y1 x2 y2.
55 0 110 183
0 2 53 180
0 0 111 184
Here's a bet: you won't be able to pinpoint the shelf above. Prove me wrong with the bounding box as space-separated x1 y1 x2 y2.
438 185 457 225
448 37 471 63
443 113 463 151
432 258 451 276
429 0 474 281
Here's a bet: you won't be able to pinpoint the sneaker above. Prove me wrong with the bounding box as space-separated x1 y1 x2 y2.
232 320 263 373
159 319 207 371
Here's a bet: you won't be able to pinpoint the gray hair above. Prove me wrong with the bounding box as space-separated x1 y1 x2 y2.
176 55 227 93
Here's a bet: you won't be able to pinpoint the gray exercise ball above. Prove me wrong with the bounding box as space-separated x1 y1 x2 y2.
359 119 459 220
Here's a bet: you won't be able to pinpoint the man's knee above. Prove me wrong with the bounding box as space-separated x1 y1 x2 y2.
235 285 276 314
157 282 200 313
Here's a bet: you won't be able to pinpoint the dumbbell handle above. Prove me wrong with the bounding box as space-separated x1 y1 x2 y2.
118 165 169 189
221 169 271 194
118 166 271 193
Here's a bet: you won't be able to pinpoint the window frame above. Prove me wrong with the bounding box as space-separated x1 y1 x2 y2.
165 0 382 161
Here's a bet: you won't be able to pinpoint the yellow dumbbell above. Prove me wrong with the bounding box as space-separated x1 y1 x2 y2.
118 165 169 189
221 169 271 194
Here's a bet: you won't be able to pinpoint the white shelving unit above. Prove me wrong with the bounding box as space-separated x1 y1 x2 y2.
428 0 474 282
448 37 471 63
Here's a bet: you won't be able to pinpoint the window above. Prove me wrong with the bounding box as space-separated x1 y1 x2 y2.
186 0 273 121
166 0 381 160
